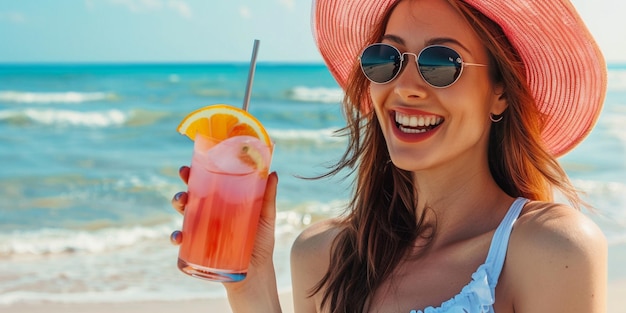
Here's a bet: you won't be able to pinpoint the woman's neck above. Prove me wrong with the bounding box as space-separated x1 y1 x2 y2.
411 156 513 247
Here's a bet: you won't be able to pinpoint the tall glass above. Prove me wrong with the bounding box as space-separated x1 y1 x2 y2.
177 132 272 282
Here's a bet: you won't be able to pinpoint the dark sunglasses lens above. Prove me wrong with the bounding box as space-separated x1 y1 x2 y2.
360 44 401 83
418 46 462 87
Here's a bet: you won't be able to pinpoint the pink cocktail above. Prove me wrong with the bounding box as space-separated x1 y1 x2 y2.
177 133 272 282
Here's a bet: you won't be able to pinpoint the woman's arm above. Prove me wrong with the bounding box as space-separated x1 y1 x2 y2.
291 218 342 313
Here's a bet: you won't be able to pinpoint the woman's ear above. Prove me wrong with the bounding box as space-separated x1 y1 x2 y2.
491 83 508 115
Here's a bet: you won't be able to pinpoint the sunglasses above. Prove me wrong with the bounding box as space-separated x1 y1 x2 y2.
359 43 487 88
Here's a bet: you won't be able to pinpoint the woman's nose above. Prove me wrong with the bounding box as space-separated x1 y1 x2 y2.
394 53 429 99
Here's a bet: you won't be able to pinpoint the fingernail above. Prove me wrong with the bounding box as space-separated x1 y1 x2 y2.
170 230 183 245
174 191 184 201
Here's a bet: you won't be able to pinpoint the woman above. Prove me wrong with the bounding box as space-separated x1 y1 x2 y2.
172 0 608 312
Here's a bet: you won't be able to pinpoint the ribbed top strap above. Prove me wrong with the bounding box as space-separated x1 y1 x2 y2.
484 197 527 286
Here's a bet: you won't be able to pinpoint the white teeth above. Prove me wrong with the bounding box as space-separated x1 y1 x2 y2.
399 126 428 133
395 111 442 130
400 115 409 127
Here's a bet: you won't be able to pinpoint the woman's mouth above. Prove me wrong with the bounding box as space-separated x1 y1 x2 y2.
394 111 443 134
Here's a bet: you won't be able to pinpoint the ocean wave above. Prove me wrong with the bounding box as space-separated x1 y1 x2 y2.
0 108 128 127
573 179 626 210
602 107 626 144
567 179 626 244
0 223 176 257
0 108 341 135
268 127 345 146
0 90 118 104
608 69 626 91
0 200 334 305
285 86 344 103
0 199 336 258
0 228 226 305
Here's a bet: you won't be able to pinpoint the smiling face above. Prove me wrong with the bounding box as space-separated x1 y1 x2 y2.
370 0 507 174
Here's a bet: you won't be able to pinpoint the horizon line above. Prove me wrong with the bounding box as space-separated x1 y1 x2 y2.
0 60 327 66
1 61 625 68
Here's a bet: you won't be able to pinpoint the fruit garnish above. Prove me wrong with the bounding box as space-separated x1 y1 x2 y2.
238 143 269 177
177 104 271 145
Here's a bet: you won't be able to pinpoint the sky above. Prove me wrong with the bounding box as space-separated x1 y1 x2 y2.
0 0 624 64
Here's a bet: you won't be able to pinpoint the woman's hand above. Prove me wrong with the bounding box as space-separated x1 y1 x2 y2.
169 166 279 261
169 165 190 245
170 165 282 312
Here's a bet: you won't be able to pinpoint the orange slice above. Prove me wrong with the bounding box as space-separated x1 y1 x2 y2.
177 104 271 145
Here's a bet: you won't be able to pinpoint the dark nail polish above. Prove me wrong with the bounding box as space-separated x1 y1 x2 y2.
170 230 183 245
174 191 184 201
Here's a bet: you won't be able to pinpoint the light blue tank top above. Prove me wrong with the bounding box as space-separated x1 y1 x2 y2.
410 197 527 313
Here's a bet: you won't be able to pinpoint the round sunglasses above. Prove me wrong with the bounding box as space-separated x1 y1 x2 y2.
359 43 487 88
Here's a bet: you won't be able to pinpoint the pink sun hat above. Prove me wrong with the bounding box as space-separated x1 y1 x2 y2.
312 0 607 157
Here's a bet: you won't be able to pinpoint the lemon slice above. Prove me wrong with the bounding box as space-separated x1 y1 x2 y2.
177 104 271 145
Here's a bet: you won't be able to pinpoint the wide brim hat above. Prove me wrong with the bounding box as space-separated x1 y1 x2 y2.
312 0 607 157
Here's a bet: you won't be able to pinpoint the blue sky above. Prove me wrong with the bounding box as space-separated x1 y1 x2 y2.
0 0 624 64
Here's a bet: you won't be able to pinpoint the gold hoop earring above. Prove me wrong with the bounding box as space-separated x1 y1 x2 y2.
490 113 503 123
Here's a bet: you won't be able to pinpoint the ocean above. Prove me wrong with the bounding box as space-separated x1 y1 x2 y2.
0 63 624 305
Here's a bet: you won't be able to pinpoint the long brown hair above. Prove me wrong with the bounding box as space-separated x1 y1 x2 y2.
312 0 585 312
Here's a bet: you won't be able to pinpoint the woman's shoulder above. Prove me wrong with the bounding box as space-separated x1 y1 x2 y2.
502 200 608 311
291 217 344 260
511 200 606 253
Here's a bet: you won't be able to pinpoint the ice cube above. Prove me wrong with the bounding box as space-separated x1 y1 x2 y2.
204 136 271 174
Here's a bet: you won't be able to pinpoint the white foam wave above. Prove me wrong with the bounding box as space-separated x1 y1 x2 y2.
0 108 128 127
0 90 116 104
268 127 345 145
601 106 626 145
607 69 626 91
287 86 344 103
0 211 308 305
566 179 626 245
0 223 175 256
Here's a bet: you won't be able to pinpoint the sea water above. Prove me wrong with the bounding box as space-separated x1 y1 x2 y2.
0 63 624 305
